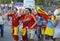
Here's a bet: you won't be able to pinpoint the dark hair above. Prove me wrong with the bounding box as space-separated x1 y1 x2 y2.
25 8 32 13
13 7 18 11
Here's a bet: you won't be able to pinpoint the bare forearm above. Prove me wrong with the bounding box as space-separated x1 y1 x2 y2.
31 21 37 28
23 18 30 22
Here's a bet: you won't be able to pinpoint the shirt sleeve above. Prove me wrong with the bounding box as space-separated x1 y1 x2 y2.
8 14 14 17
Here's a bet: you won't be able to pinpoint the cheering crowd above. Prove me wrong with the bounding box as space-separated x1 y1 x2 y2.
0 6 60 41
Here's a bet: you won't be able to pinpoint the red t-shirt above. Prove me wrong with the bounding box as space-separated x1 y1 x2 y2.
25 14 37 29
8 14 20 28
19 14 28 27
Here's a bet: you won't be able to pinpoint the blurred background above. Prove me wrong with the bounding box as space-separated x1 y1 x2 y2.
0 0 60 13
0 0 60 41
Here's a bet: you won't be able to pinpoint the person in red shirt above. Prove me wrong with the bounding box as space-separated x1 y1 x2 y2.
24 8 37 41
7 8 21 41
25 8 37 29
19 9 31 41
19 10 28 41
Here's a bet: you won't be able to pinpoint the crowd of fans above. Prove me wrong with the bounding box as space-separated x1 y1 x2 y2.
0 6 60 41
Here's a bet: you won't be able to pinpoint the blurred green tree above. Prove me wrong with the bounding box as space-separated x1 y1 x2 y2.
35 0 44 5
2 0 11 4
2 0 45 5
2 0 23 4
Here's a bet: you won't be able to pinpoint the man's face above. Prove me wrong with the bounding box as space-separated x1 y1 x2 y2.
14 9 17 12
13 8 17 14
25 9 30 15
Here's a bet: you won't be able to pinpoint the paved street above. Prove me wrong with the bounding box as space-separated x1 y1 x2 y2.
0 24 53 41
0 23 23 41
0 23 54 41
0 25 14 41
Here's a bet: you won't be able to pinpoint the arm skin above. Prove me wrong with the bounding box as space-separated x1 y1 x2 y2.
53 19 58 27
30 14 37 28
